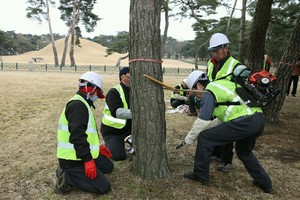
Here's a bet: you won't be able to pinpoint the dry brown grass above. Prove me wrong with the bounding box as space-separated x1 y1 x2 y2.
0 71 299 200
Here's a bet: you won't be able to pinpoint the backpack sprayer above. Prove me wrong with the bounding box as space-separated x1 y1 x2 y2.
233 66 280 107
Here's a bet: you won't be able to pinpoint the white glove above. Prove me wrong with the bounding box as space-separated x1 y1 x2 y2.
184 118 222 144
116 108 132 119
173 94 188 101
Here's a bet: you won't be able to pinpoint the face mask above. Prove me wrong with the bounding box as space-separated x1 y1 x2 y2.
90 94 98 102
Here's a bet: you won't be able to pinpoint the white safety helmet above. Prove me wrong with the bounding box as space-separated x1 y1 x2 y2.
79 71 105 99
186 70 208 89
79 71 103 89
208 33 230 51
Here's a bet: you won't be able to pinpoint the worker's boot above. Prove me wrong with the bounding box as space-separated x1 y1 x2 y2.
187 111 197 116
56 166 70 195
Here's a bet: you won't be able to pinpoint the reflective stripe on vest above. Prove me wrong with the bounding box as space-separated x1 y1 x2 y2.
206 80 262 122
207 56 239 81
171 84 184 98
101 84 128 129
57 94 99 160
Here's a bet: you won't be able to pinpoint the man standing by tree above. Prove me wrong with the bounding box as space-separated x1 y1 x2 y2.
287 61 300 97
206 33 242 172
183 70 274 193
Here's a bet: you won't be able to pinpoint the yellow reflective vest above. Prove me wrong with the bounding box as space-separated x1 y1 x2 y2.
171 84 184 98
207 56 240 81
57 94 99 160
102 84 128 129
206 80 262 122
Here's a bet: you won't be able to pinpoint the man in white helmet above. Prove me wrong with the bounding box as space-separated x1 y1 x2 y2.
56 71 114 195
183 70 274 194
206 33 242 171
101 67 134 161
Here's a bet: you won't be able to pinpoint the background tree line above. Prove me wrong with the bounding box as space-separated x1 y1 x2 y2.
1 0 298 67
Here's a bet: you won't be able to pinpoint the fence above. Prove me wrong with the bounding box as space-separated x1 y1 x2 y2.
0 62 201 75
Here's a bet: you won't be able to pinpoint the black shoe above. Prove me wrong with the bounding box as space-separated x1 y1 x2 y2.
217 163 232 172
183 172 209 186
56 166 70 195
252 180 274 194
187 112 197 116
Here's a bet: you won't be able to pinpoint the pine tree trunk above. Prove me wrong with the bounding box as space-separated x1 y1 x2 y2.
264 17 300 122
46 0 59 66
69 0 78 67
129 0 171 179
161 0 169 57
246 0 273 70
60 29 71 67
238 0 247 63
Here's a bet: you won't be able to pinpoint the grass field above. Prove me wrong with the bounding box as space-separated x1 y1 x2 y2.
0 71 299 200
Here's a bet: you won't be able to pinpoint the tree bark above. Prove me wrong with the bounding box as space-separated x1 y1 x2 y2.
46 0 59 66
115 53 129 68
69 0 78 67
226 0 238 35
264 17 300 122
129 0 171 179
60 28 71 67
238 0 247 63
246 0 273 70
161 0 169 57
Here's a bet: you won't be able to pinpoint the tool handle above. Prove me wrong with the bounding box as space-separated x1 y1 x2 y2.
176 141 186 150
143 74 207 93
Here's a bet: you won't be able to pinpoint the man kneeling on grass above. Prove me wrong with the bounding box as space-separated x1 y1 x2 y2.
56 72 113 195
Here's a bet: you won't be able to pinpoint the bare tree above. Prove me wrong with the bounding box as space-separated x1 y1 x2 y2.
26 0 59 66
129 0 171 178
161 0 170 57
225 0 238 35
115 53 129 68
246 0 273 70
58 0 100 67
238 0 247 63
264 17 300 122
69 0 79 67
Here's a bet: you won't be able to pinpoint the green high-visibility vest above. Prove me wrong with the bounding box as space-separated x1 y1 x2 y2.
206 80 262 122
102 84 128 129
207 56 239 81
171 84 184 98
57 94 99 160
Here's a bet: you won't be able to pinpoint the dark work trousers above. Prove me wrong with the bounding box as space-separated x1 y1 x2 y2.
287 76 299 95
221 143 234 164
170 99 186 108
64 155 114 194
102 131 130 161
193 113 272 191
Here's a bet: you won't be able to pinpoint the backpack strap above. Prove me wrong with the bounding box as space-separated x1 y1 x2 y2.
216 101 241 107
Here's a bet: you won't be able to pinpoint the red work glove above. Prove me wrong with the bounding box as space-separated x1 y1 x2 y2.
100 144 112 159
84 160 97 180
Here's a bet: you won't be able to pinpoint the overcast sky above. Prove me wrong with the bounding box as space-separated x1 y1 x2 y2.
0 0 242 41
